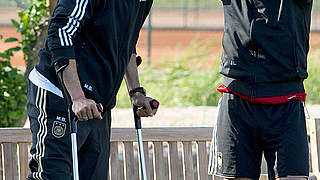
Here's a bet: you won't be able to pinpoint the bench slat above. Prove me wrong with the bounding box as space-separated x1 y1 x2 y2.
0 129 31 143
314 118 320 173
3 143 18 180
1 146 3 180
154 142 165 180
111 128 212 142
168 141 180 180
213 175 223 180
110 142 120 180
0 128 213 142
197 141 209 180
183 141 194 180
123 142 136 179
18 143 29 180
143 142 152 180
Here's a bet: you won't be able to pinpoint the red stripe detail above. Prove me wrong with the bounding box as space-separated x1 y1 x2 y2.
217 85 306 104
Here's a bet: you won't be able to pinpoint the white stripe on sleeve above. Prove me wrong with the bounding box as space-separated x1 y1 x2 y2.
58 0 88 47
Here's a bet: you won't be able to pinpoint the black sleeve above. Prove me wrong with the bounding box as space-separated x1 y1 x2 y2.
132 47 137 54
46 0 99 65
133 0 153 55
143 0 153 22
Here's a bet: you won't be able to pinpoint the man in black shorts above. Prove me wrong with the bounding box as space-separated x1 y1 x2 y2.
26 0 157 179
208 1 313 180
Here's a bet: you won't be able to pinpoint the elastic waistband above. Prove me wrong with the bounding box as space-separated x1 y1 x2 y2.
223 76 305 98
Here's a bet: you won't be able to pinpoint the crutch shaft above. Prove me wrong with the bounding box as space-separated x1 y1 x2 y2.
133 106 147 180
137 129 147 180
71 133 79 180
133 100 159 180
56 70 80 180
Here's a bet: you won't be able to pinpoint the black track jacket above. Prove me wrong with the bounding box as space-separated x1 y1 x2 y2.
220 0 313 98
36 0 152 109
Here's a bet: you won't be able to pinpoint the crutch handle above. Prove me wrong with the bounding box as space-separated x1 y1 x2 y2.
133 100 159 130
96 103 104 113
72 103 103 120
149 99 159 109
133 106 142 130
69 103 103 134
136 100 160 110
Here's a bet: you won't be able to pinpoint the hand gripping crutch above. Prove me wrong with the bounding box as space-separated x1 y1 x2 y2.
133 100 159 180
56 67 103 180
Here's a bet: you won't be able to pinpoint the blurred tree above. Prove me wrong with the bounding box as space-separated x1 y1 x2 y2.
25 0 57 76
24 0 57 76
0 0 57 127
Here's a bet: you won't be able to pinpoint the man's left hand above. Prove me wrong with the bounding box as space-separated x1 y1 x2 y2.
131 92 158 117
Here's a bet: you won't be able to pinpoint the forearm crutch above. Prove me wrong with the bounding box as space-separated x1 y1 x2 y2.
55 67 103 180
56 70 80 180
133 100 159 180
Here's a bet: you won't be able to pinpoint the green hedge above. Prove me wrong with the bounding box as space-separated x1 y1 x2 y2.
153 0 222 9
116 38 222 108
304 48 320 104
0 60 26 127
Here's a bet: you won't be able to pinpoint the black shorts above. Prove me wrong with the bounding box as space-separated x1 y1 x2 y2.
26 81 111 180
208 93 309 180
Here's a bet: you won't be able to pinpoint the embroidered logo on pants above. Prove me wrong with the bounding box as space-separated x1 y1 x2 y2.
52 121 66 138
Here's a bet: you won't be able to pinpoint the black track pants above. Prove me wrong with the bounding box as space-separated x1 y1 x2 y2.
208 93 309 180
26 81 111 180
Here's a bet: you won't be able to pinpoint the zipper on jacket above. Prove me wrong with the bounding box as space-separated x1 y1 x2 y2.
251 47 259 97
277 0 284 22
293 32 300 70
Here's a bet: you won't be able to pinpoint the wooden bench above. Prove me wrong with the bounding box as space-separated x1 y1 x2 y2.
1 122 319 180
0 127 214 180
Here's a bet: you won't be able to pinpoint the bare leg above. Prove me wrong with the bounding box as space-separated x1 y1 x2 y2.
277 177 308 180
225 178 254 180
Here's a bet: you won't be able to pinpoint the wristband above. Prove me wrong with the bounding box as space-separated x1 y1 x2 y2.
129 87 146 98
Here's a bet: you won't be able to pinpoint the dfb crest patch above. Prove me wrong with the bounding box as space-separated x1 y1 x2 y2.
52 121 66 138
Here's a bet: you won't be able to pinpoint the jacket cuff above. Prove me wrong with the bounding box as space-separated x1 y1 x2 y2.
50 46 76 66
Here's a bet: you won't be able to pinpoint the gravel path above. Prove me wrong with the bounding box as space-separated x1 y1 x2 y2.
111 104 320 128
111 106 218 128
24 105 320 128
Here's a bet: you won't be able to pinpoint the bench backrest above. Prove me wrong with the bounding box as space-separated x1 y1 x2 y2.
2 121 318 180
0 127 213 180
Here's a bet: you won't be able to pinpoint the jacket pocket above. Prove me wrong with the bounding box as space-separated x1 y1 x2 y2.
251 19 301 80
251 19 296 68
252 0 283 27
293 36 308 79
251 19 308 81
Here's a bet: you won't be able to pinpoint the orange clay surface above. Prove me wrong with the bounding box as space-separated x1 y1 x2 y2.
1 26 320 68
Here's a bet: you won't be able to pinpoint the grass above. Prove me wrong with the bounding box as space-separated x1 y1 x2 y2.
304 48 320 104
115 38 222 108
115 38 320 108
153 0 222 9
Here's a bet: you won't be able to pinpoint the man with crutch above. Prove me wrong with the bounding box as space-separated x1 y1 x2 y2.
26 0 157 179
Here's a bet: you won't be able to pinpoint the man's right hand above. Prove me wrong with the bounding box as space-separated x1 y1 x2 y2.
61 59 102 121
72 97 103 121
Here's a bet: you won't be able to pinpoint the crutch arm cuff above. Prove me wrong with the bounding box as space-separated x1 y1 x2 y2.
136 56 142 67
54 58 69 74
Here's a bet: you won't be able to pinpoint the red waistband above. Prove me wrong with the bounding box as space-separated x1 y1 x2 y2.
217 85 306 104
